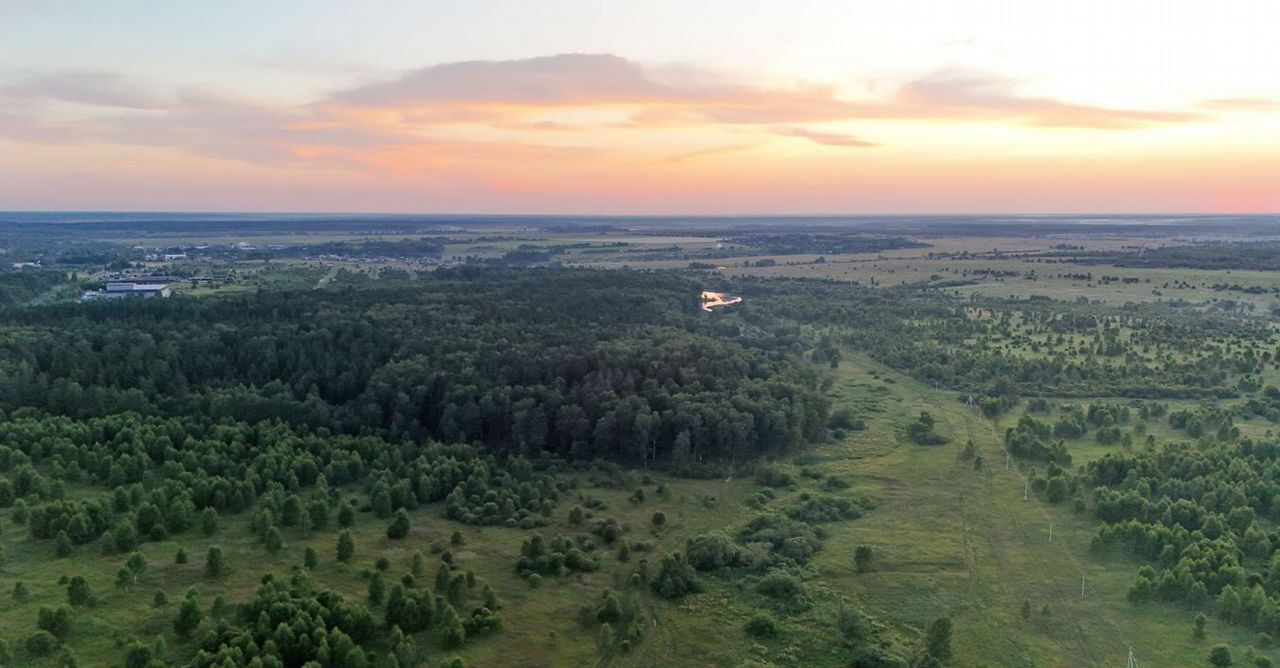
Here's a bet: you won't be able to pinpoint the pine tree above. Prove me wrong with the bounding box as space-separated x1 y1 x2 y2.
123 641 153 668
372 483 393 518
597 590 623 623
925 616 953 661
368 572 385 606
173 595 203 640
210 595 230 619
264 526 284 553
447 573 468 605
386 509 411 539
66 576 93 607
205 546 226 578
54 531 73 558
435 563 451 592
281 495 302 526
337 530 355 562
200 508 218 536
439 605 466 650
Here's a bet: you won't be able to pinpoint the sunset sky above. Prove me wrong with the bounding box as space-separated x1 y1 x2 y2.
1 0 1278 214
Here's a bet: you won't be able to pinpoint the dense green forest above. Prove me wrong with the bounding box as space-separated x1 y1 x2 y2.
0 269 828 469
0 271 74 307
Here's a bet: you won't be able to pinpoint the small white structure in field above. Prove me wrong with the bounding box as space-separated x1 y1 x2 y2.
700 291 742 311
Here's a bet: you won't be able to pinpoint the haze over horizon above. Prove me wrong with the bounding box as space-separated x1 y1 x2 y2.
2 1 1278 214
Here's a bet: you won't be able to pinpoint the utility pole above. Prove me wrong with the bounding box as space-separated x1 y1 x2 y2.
1048 522 1053 543
1023 479 1028 501
1081 572 1086 598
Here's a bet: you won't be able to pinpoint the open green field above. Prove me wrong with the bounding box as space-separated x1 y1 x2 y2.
579 252 1280 308
814 353 1277 667
559 232 1280 310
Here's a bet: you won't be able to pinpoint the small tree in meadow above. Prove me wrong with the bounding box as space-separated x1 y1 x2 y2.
264 526 284 553
368 572 385 606
173 595 203 640
925 616 953 661
54 531 73 558
387 509 411 539
66 576 93 607
204 547 225 578
854 545 874 573
125 552 147 584
337 530 355 563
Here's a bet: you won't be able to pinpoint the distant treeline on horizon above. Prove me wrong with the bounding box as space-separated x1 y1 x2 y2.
3 211 1280 238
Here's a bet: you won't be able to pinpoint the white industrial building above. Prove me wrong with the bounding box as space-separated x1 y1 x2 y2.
82 281 172 301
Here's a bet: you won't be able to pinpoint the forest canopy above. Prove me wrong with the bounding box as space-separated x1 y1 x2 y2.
0 268 829 468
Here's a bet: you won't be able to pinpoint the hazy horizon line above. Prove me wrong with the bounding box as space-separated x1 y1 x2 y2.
4 210 1279 220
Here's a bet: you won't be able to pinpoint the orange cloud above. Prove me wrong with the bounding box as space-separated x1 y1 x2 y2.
893 69 1204 128
661 142 762 163
771 127 877 147
2 52 1254 214
328 55 1202 130
1200 97 1280 112
0 54 1208 171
